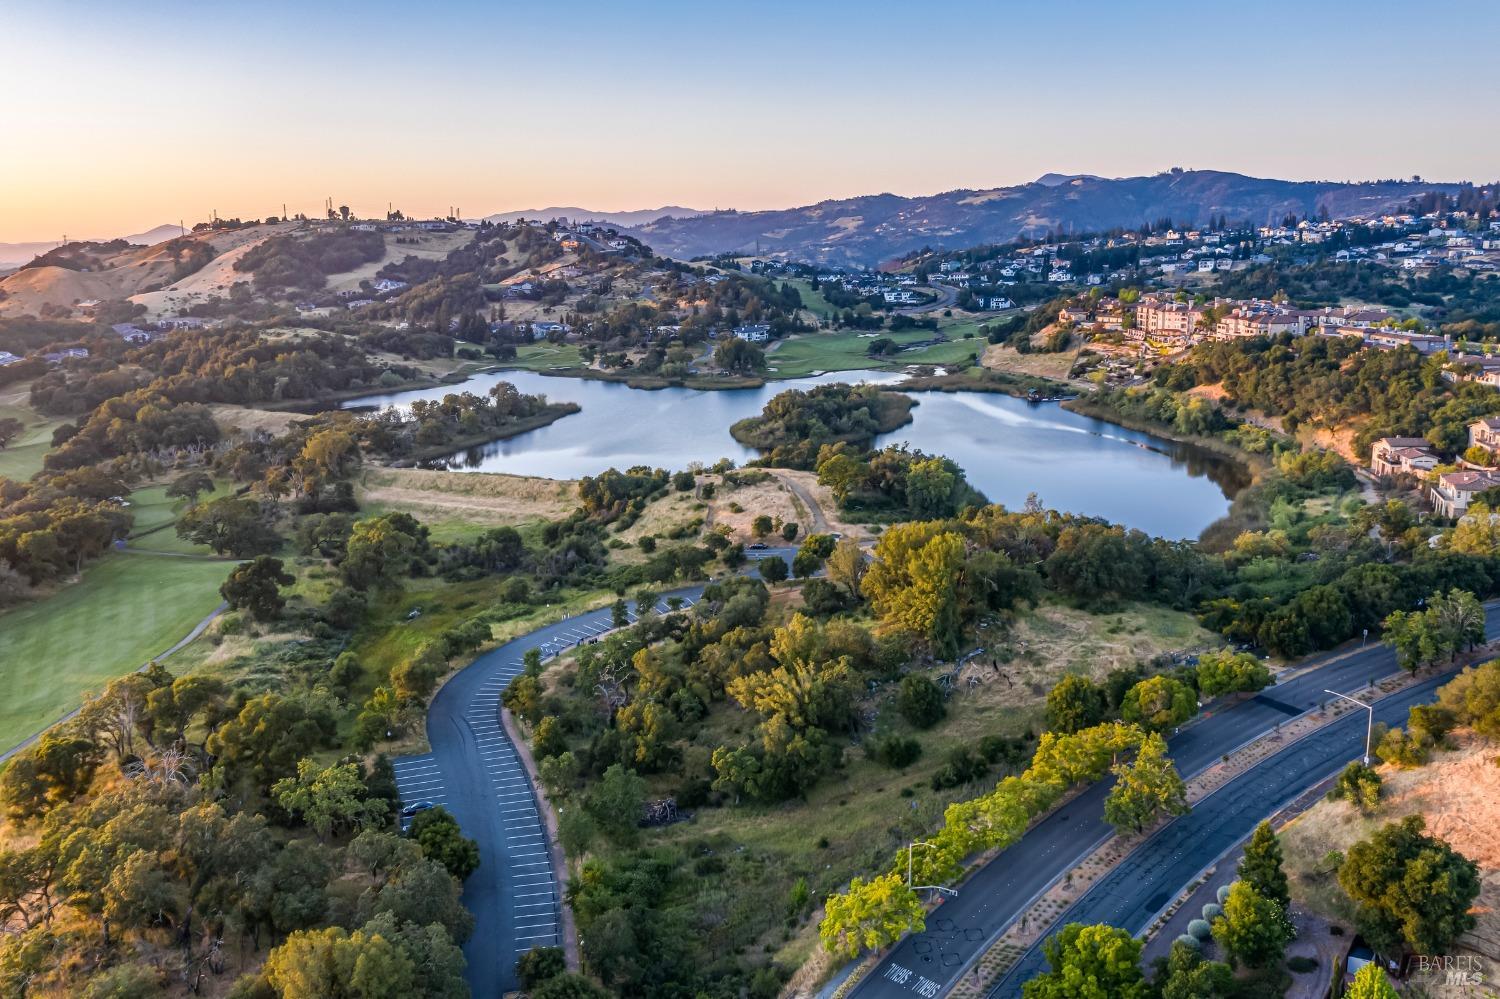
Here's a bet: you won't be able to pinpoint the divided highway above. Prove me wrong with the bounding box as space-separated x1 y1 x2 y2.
850 604 1500 999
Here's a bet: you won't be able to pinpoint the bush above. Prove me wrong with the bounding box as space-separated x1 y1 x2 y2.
1175 933 1201 951
1217 884 1232 905
898 674 946 729
1187 919 1212 940
867 734 922 769
1201 902 1223 921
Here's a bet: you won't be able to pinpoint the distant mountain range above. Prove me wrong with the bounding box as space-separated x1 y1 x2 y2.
0 224 184 269
481 205 704 228
627 170 1474 266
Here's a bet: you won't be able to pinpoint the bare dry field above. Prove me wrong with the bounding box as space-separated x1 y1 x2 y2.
323 230 472 294
208 404 304 438
981 341 1081 380
1280 730 1500 985
358 468 577 527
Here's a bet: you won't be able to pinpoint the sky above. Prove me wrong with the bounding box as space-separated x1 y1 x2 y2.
3 0 1499 243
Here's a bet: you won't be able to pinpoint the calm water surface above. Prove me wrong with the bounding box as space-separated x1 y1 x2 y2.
345 370 1246 539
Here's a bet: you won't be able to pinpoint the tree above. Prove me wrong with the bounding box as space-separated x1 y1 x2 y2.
1119 676 1196 732
1237 821 1289 910
165 470 215 506
342 515 423 589
207 694 336 792
713 338 766 374
1155 940 1233 999
1211 880 1293 969
1338 815 1480 957
584 765 645 843
781 521 799 542
0 418 24 449
263 923 417 999
862 523 965 657
1103 733 1187 835
221 555 296 621
758 556 788 584
1021 922 1151 999
1046 675 1107 734
826 537 866 597
1328 761 1382 813
1382 589 1485 673
818 873 924 960
176 497 279 557
1346 962 1399 999
750 515 773 538
407 806 480 881
533 974 610 999
272 759 388 841
1438 658 1500 738
1195 649 1272 698
897 674 946 729
516 946 567 989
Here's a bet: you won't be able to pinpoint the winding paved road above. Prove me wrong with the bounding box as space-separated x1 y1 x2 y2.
849 605 1500 999
395 549 796 998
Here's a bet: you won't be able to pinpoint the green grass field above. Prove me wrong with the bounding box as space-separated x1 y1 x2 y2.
766 328 985 378
506 342 584 371
125 483 223 554
0 553 233 751
0 382 64 482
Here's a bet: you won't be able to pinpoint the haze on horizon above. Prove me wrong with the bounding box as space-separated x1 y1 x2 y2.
4 0 1499 245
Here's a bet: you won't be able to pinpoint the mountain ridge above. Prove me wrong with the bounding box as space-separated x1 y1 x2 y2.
627 169 1479 266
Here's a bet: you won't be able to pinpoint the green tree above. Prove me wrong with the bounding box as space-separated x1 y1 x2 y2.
1327 761 1382 813
1337 815 1480 956
1021 922 1151 999
584 765 646 843
898 674 946 729
221 555 296 621
758 555 789 584
1195 649 1272 698
1237 821 1289 910
751 515 773 538
1120 675 1196 732
272 759 388 841
861 522 965 657
342 515 423 589
1211 880 1293 969
407 806 480 881
165 470 215 506
176 496 279 557
1156 940 1234 999
1103 733 1188 835
1346 962 1399 999
1382 589 1485 673
533 973 610 999
516 946 567 988
818 872 924 959
826 537 867 597
1046 675 1107 734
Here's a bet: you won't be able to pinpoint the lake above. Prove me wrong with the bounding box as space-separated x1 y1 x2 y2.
344 370 1248 539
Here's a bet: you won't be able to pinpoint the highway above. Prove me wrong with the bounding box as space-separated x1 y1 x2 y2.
986 672 1452 997
393 548 795 998
848 604 1500 999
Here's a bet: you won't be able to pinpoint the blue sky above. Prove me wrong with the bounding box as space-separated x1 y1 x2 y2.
3 0 1497 241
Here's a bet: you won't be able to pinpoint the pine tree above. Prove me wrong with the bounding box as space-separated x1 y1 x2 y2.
1237 821 1289 910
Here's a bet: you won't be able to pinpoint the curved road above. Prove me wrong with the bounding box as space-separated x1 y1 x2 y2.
850 604 1500 999
394 549 795 998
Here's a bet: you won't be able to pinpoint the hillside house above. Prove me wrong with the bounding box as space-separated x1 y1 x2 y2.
1432 469 1500 518
1369 437 1438 478
1470 418 1500 456
733 324 771 343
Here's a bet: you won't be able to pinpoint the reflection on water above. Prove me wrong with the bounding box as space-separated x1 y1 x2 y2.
343 369 1244 539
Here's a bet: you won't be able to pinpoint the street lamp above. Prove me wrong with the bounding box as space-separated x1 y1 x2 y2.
906 841 958 898
1325 688 1375 765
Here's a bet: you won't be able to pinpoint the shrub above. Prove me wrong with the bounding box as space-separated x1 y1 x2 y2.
1201 903 1223 921
1216 884 1232 905
1175 933 1201 951
1187 919 1212 940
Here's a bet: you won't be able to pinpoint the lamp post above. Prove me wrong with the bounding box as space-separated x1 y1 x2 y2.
1325 688 1375 766
906 841 958 899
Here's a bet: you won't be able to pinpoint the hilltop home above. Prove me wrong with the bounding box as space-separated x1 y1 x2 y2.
733 324 771 343
1369 437 1438 478
1469 417 1500 456
1432 469 1500 518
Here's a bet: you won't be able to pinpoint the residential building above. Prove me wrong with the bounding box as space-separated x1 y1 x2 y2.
1470 417 1500 455
1432 469 1500 518
1370 437 1438 478
733 324 771 343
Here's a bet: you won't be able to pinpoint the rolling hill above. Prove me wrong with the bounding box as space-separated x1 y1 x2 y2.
482 205 703 227
628 170 1475 266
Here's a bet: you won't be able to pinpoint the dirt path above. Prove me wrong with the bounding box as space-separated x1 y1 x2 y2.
772 470 831 535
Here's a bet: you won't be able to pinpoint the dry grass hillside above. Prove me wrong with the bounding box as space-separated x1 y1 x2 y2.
0 223 299 319
1280 730 1500 991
